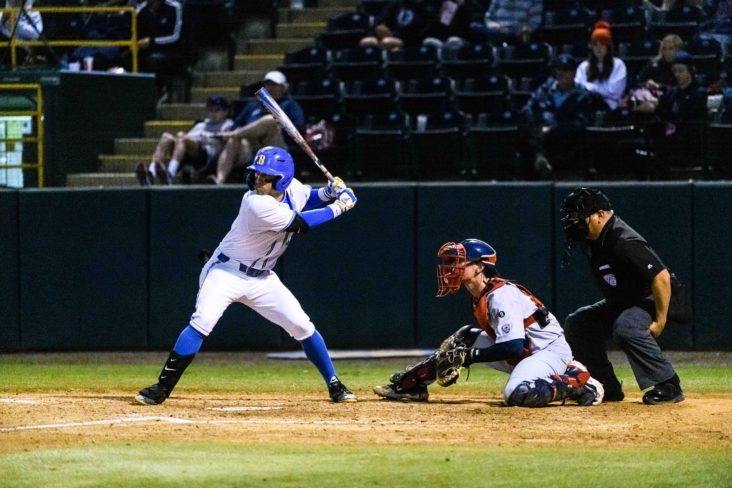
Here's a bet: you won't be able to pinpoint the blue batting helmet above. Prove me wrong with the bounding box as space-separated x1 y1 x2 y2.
461 238 497 269
246 146 294 191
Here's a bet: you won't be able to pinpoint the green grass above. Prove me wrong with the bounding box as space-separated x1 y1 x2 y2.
1 443 730 488
0 352 730 487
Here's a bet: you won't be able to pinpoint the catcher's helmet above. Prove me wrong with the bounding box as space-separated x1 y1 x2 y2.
436 239 497 297
560 187 612 241
246 146 294 192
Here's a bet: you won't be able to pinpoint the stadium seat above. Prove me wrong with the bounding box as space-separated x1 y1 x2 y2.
277 46 329 83
706 123 732 175
463 110 521 179
536 7 593 46
686 37 724 87
184 0 235 70
509 74 546 111
454 73 511 115
408 110 467 179
330 45 385 81
602 5 645 43
618 40 660 86
440 42 495 80
290 78 343 120
358 0 396 17
318 12 373 51
342 76 398 117
352 110 411 179
648 5 702 41
384 45 439 81
398 75 454 115
496 42 552 80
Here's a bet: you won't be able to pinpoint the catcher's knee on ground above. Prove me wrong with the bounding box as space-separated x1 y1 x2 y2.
505 380 554 407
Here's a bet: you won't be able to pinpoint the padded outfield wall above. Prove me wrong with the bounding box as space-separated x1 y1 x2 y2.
1 182 730 351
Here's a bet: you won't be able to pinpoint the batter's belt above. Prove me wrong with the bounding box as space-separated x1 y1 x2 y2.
217 253 268 277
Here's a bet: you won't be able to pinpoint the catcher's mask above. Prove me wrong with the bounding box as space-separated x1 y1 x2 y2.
560 187 612 242
436 239 497 297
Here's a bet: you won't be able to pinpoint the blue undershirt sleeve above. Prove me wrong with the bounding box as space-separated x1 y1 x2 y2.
299 206 336 228
469 338 525 364
303 188 326 210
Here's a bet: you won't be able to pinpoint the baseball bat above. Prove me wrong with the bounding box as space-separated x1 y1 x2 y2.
255 87 334 182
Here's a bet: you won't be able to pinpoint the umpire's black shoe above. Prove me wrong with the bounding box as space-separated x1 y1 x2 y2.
604 389 625 402
135 383 170 405
328 377 357 403
642 383 685 405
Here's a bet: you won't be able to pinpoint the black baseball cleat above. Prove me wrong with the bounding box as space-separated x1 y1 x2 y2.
373 384 429 402
604 389 625 402
642 383 685 405
328 378 357 403
135 383 170 405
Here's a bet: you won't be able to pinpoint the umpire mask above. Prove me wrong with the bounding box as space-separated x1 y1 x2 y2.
560 187 612 242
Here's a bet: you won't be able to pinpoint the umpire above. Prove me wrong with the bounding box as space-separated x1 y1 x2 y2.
559 187 684 405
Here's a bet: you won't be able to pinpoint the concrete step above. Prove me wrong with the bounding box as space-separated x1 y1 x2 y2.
233 54 283 71
99 154 148 173
194 70 267 88
276 22 326 39
191 87 240 104
239 38 312 55
114 138 159 155
66 173 140 187
144 120 194 138
279 6 353 23
156 103 206 121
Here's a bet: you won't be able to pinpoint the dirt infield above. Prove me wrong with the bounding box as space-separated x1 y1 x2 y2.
2 389 731 453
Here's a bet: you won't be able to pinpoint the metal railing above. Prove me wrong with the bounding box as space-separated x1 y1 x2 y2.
1 6 138 71
0 83 43 187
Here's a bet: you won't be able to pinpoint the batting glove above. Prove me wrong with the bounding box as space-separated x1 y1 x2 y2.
319 176 347 201
329 187 357 217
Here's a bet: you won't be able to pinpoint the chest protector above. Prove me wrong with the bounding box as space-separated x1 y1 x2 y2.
472 278 547 365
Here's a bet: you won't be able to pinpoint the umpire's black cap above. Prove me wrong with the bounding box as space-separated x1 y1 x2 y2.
561 187 612 219
551 53 578 71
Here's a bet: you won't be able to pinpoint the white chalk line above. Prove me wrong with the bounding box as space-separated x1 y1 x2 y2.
0 416 418 432
0 398 41 405
206 406 284 412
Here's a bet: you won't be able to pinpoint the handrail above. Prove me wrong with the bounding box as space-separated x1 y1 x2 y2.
0 83 43 187
0 6 138 72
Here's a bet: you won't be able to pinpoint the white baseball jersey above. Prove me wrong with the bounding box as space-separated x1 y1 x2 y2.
189 178 317 341
217 178 311 270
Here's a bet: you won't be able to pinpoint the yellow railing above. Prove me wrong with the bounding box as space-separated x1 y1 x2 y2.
1 6 138 72
0 83 43 187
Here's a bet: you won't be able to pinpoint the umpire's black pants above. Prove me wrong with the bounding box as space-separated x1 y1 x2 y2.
564 299 677 392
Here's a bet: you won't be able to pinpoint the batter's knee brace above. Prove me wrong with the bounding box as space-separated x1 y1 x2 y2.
506 380 554 408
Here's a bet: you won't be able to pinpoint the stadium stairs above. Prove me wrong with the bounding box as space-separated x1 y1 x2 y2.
65 0 358 187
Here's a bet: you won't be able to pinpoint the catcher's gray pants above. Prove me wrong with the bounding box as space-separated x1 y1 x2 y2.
564 299 677 390
473 329 572 404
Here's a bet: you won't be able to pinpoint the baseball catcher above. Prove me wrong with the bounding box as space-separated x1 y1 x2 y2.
374 239 604 407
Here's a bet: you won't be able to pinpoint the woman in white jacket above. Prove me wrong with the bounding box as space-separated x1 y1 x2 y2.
575 21 627 111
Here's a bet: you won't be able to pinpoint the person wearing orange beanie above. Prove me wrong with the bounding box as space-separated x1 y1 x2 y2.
575 21 627 110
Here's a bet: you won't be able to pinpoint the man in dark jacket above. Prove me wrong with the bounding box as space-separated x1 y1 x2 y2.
559 187 685 405
521 54 594 178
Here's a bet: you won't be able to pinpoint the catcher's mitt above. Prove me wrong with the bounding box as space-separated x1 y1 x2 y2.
435 334 468 387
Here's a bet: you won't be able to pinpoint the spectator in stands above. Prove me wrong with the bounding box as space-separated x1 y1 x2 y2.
635 33 685 94
69 0 137 72
616 50 708 177
359 0 443 50
0 0 43 65
629 50 708 175
122 0 184 99
135 95 234 186
467 0 542 44
643 0 712 21
211 71 304 185
575 21 627 111
521 53 594 178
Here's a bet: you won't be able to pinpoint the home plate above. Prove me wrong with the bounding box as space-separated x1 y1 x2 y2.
207 406 284 412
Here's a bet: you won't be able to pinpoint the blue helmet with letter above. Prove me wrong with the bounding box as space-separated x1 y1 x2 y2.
246 146 294 191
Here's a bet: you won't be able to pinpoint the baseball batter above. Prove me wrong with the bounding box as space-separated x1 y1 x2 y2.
136 146 358 405
374 239 604 407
